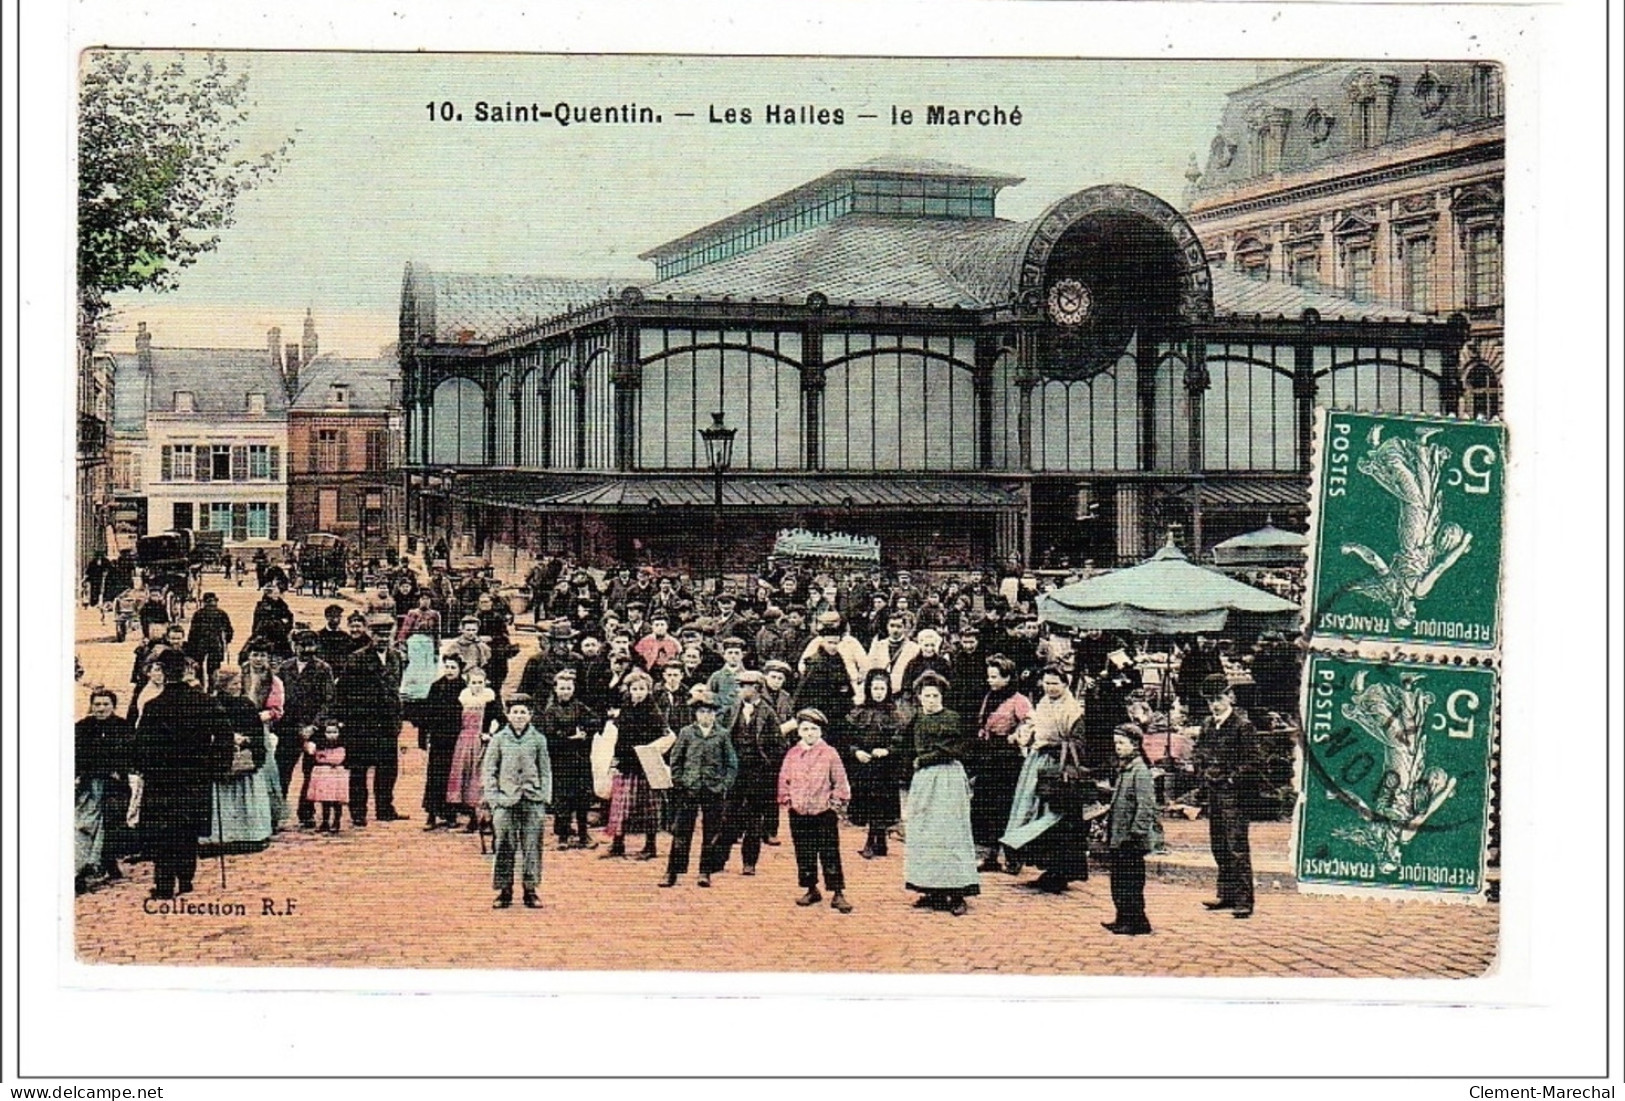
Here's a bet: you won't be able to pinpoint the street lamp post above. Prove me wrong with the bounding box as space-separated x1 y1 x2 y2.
698 411 737 593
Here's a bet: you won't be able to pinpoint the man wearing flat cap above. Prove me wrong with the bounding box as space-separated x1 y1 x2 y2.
721 669 784 875
1192 675 1261 919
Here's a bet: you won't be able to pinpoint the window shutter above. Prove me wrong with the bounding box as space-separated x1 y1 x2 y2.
232 503 249 543
268 502 281 541
269 446 281 481
337 434 349 471
232 446 248 481
196 448 212 482
161 446 172 481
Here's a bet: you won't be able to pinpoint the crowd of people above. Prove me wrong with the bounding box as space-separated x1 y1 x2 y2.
76 551 1304 934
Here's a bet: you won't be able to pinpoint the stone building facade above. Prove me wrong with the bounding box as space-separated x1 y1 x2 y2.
1186 61 1505 417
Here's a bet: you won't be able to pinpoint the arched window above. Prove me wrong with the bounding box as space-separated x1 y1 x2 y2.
1462 361 1502 418
638 331 804 470
430 377 485 465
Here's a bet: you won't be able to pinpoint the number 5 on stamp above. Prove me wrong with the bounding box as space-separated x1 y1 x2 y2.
1294 654 1497 899
1306 410 1506 652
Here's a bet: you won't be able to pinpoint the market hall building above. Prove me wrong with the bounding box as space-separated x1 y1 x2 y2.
400 158 1467 574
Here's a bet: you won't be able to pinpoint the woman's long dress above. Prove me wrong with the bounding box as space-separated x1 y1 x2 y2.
419 675 466 820
606 698 665 838
203 695 274 848
843 702 904 829
1003 691 1082 842
902 708 980 896
446 692 500 810
399 634 440 702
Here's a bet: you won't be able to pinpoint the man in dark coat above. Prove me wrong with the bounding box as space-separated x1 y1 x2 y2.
185 592 235 689
248 583 295 659
537 669 597 849
276 630 336 828
721 671 784 875
129 652 228 899
333 614 406 825
792 625 857 733
1192 675 1262 919
316 604 358 667
519 623 579 700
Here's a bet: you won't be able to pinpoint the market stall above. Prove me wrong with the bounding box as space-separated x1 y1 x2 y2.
1035 536 1301 635
1209 523 1308 569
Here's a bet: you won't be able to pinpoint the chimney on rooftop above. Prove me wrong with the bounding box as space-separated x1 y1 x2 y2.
303 308 319 362
268 326 282 369
136 322 153 374
285 343 301 398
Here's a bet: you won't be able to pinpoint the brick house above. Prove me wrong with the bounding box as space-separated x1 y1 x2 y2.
287 355 404 554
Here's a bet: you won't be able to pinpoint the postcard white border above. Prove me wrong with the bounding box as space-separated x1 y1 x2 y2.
8 0 1621 1087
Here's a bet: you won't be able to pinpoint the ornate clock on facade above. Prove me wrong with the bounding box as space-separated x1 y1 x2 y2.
1046 279 1093 327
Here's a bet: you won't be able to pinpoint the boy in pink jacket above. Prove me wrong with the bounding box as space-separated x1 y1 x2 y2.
777 708 853 914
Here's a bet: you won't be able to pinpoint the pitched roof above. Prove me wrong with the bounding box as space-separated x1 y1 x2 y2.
414 270 628 345
145 347 290 420
1208 265 1432 323
644 215 1030 309
644 214 1433 323
291 355 400 412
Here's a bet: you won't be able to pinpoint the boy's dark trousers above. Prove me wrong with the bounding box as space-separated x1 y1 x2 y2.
666 789 729 876
788 809 845 891
553 788 592 842
1109 847 1151 932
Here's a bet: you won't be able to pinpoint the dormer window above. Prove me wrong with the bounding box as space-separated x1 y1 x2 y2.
329 383 351 408
1345 70 1399 149
246 392 266 415
173 390 195 414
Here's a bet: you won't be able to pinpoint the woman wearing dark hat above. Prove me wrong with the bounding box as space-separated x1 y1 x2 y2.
1104 723 1161 935
901 670 979 916
842 668 905 858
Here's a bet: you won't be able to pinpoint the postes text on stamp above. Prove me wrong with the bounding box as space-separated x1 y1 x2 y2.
1307 410 1506 652
1295 653 1496 898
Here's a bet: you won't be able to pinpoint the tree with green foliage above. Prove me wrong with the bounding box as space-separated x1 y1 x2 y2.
77 51 293 336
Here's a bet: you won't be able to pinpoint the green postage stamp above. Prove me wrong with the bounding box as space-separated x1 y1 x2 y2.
1295 653 1497 899
1306 410 1507 652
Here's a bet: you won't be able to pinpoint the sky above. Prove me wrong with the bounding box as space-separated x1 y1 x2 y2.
93 52 1292 357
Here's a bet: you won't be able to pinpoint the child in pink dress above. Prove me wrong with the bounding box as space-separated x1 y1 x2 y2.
305 718 351 832
446 669 503 830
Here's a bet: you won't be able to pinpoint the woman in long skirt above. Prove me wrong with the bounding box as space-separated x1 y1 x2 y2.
445 667 502 831
418 655 467 828
202 669 274 850
1002 665 1094 893
1003 667 1081 845
603 671 667 859
842 669 904 858
901 671 979 916
240 643 287 831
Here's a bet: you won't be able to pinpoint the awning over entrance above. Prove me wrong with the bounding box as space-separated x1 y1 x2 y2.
446 475 1022 514
1162 479 1309 509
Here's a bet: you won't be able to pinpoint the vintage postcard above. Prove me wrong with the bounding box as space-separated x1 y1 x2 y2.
68 51 1508 982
